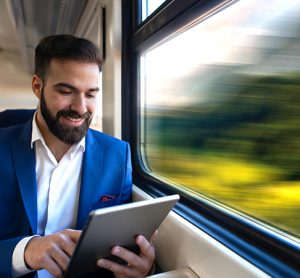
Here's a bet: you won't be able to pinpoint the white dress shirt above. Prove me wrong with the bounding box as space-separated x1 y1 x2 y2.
12 114 85 277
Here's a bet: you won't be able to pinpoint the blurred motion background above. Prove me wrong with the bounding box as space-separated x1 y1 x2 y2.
140 0 300 239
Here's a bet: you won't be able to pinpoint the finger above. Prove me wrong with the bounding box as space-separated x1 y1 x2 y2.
97 258 136 277
63 229 81 243
136 235 155 261
111 246 143 268
40 253 64 278
50 244 71 271
53 232 78 257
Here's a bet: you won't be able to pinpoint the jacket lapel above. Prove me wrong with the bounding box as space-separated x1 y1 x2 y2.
76 130 104 229
12 120 38 234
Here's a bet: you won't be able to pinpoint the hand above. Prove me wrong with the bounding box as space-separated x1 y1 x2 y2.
24 229 81 277
97 234 156 278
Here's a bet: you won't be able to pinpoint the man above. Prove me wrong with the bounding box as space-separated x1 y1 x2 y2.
0 34 155 277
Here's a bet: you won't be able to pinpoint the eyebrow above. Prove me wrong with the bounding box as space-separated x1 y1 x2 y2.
53 82 99 93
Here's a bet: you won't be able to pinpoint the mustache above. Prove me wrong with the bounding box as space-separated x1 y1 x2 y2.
56 109 92 120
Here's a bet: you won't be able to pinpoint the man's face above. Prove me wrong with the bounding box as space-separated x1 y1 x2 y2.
34 59 100 144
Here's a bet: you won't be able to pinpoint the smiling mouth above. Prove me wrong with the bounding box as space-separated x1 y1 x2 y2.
61 116 85 126
65 116 84 122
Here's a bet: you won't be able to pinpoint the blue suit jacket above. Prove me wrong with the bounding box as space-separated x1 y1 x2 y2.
0 119 132 277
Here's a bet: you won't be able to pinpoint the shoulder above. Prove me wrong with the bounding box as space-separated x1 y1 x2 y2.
85 129 131 166
0 120 32 149
0 124 24 141
87 129 129 149
0 124 26 158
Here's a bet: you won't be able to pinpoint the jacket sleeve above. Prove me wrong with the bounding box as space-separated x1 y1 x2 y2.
0 236 24 277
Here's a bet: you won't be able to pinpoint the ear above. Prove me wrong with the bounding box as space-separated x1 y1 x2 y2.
32 75 43 99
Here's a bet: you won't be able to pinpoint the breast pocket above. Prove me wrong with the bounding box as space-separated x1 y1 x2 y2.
92 194 121 210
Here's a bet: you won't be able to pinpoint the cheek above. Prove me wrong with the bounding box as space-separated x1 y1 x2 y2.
87 101 97 114
52 98 71 111
46 102 69 119
43 90 68 111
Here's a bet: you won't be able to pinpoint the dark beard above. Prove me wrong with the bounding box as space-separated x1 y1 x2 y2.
40 92 92 144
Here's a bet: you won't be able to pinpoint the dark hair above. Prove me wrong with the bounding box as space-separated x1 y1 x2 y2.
35 34 103 81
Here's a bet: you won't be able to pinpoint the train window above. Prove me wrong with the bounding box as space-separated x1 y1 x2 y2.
141 0 167 21
139 0 300 240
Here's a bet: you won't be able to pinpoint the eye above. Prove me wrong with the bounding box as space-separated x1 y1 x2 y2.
58 90 72 95
86 92 97 99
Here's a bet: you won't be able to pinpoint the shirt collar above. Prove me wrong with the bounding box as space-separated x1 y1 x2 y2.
31 111 86 152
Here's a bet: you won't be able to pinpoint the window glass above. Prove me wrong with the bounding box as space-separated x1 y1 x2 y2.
140 0 300 239
142 0 166 21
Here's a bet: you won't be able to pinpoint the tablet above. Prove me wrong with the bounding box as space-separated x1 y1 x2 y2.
65 194 180 277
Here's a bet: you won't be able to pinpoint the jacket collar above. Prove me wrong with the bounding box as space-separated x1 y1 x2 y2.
76 129 104 229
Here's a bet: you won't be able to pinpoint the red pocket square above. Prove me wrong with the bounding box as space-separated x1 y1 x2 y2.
100 195 117 202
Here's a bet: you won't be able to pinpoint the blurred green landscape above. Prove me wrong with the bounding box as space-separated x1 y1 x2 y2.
144 72 300 238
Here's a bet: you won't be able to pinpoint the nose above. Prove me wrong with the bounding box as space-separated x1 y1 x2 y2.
70 93 87 115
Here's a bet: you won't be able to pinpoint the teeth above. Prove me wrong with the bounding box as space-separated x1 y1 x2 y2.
66 116 82 122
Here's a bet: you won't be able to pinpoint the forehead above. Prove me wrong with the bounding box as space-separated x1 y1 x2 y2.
46 59 100 85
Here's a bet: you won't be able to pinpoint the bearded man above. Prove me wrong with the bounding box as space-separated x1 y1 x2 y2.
0 34 155 278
